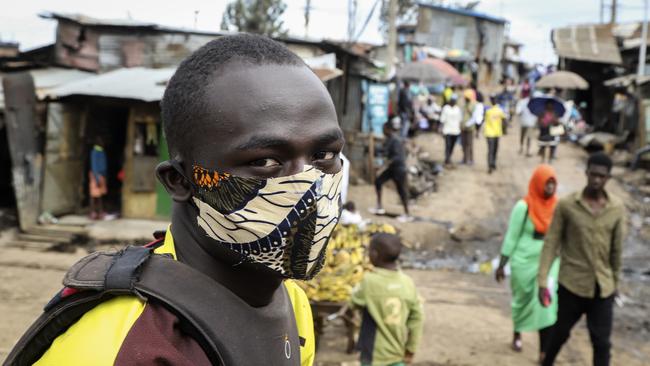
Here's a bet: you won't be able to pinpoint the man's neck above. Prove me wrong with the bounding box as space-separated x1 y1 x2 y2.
376 262 398 271
169 203 283 307
582 187 606 201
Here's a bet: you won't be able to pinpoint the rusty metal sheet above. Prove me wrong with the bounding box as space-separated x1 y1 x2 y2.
2 72 43 230
41 103 85 215
552 24 622 64
55 22 101 71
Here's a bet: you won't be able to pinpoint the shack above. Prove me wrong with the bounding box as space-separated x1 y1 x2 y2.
552 23 623 128
42 68 173 219
412 3 507 86
2 12 385 222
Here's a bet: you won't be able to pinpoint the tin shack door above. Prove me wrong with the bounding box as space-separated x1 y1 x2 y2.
41 103 85 216
2 73 43 230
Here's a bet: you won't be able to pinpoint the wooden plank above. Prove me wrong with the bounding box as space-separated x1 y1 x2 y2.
4 240 58 251
2 73 43 231
32 224 88 234
16 233 70 243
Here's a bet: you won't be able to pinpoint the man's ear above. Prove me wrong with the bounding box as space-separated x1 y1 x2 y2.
156 161 192 202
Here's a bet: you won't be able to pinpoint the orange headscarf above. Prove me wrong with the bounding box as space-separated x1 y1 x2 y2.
524 165 558 234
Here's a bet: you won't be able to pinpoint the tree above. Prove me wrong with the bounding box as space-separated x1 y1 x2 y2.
221 0 288 37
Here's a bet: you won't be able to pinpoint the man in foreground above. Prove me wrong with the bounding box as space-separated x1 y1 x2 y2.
538 153 626 366
7 34 346 365
351 233 424 365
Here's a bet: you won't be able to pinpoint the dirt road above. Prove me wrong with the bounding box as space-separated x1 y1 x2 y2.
324 127 650 365
0 124 648 364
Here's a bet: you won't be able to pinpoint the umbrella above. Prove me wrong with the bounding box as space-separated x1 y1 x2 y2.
397 61 446 83
528 96 566 116
535 71 589 90
420 58 467 86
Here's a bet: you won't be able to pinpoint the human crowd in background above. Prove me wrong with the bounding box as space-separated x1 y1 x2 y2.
390 72 588 170
371 73 587 221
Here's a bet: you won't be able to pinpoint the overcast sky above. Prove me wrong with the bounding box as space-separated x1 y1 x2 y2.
0 0 645 64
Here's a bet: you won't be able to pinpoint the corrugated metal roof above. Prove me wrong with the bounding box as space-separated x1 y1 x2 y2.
0 67 93 109
604 74 650 87
552 24 622 64
39 12 233 37
45 67 175 102
417 3 508 24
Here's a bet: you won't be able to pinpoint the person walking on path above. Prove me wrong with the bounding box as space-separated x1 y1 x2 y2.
538 153 626 366
496 165 560 362
371 122 412 222
89 137 108 220
351 233 424 366
461 90 477 165
516 96 537 157
537 102 560 163
484 96 506 174
440 94 462 167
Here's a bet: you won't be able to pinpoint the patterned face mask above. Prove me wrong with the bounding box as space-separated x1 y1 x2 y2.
171 161 343 280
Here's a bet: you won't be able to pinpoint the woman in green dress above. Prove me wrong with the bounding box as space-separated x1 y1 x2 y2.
496 164 560 361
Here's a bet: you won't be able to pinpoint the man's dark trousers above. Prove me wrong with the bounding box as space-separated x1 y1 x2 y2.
543 285 614 366
486 137 499 169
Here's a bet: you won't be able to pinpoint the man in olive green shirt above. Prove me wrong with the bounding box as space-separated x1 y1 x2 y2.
351 233 424 366
538 152 626 366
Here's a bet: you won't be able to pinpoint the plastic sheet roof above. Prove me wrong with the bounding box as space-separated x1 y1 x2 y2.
45 67 176 102
0 67 93 109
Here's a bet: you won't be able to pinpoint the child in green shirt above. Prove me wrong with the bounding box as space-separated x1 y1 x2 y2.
350 233 424 366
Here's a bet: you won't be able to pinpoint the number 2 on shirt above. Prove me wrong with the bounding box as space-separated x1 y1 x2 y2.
383 297 402 325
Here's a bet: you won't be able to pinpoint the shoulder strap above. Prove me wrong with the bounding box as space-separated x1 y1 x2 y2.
4 246 301 366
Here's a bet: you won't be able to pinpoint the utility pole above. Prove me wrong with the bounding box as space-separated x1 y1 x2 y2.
610 0 617 25
304 0 312 38
600 0 604 23
386 0 398 78
347 0 357 41
638 0 649 80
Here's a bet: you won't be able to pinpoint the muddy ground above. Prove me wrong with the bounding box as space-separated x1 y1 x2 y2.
0 122 648 365
327 126 650 365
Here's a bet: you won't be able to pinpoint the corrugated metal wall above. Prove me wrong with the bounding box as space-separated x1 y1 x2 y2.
55 21 219 72
415 7 505 63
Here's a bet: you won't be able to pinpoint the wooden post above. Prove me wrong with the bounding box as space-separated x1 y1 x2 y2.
368 133 375 184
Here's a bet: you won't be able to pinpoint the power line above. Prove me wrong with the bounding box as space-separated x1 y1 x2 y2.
351 0 381 42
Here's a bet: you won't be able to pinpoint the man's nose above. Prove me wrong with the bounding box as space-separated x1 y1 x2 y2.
283 158 309 176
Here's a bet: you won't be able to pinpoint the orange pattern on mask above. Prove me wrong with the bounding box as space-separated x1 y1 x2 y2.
192 165 231 189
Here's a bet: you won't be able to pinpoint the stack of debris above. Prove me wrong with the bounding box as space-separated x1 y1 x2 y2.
406 149 441 199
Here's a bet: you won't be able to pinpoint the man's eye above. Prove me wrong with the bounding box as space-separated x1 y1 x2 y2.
249 158 281 168
313 151 337 161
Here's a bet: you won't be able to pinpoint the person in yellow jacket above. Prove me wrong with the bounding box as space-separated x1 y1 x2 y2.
484 96 506 174
12 34 347 366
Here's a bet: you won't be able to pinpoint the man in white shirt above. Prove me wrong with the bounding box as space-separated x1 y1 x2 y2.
440 94 462 166
516 96 538 157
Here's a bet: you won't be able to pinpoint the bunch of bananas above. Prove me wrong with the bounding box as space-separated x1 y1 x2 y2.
300 222 398 302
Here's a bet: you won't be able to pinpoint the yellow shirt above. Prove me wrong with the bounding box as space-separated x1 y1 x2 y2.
35 229 315 365
484 105 505 138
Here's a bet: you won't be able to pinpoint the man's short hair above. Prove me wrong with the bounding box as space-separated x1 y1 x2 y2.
161 34 305 157
587 152 613 172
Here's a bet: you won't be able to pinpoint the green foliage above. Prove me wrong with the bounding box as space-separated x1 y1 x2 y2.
221 0 288 37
